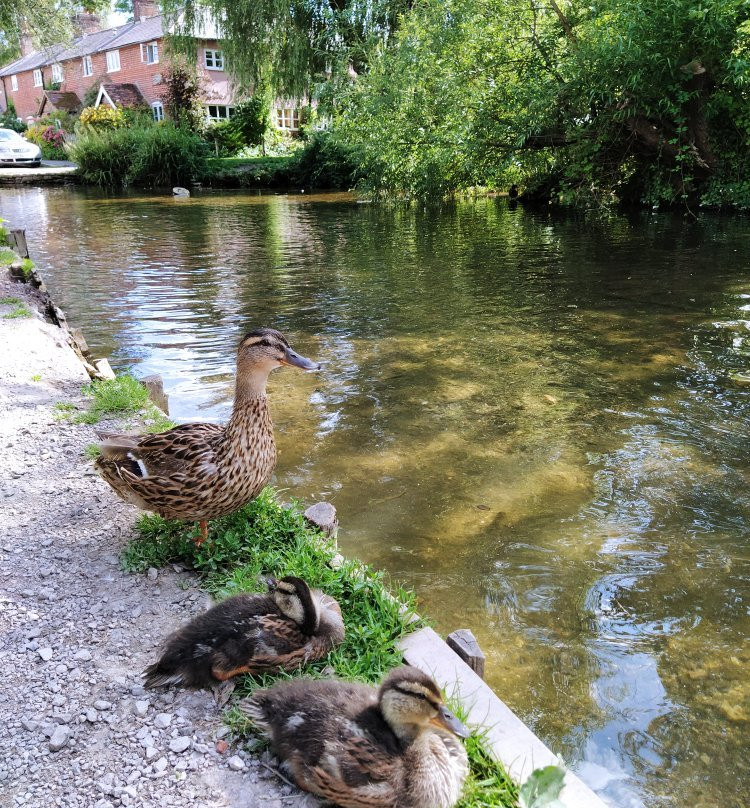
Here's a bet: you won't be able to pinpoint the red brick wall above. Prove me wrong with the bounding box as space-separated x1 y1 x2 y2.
1 38 233 121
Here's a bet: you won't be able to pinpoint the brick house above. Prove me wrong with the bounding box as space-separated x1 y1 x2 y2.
0 1 241 126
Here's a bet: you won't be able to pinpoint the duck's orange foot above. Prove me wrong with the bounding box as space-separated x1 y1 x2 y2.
195 520 209 546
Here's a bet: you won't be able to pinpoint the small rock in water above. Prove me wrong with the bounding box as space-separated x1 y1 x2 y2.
49 725 70 752
169 736 191 754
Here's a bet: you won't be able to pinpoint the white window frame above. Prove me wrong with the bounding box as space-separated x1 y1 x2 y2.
204 49 224 70
82 55 93 77
276 107 300 131
51 63 63 83
204 104 234 123
10 75 17 92
106 50 121 73
151 100 164 121
33 69 43 87
141 42 159 65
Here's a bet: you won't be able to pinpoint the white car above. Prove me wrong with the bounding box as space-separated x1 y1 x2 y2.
0 128 42 167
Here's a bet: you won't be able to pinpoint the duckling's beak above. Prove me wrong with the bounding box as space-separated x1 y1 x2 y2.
281 347 321 372
432 705 470 739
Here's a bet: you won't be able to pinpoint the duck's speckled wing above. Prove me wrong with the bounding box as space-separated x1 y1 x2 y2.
99 422 224 478
244 680 401 807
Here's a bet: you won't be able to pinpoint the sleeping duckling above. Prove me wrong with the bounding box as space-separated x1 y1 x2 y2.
243 665 470 808
143 576 344 701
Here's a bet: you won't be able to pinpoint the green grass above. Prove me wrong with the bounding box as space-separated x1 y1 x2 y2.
121 489 520 807
84 443 102 459
0 296 32 319
0 247 17 266
21 257 34 279
30 373 42 382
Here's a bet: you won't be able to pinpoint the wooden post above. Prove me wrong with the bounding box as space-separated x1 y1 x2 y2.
446 629 486 679
303 502 338 538
141 373 169 414
7 228 29 258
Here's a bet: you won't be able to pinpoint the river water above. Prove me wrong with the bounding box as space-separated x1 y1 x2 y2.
2 186 748 808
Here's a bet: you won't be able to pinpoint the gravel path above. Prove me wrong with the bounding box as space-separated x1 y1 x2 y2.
0 275 314 808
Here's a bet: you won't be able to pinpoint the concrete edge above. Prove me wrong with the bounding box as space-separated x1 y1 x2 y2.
399 626 608 808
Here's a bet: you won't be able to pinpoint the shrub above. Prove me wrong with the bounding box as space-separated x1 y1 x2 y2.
164 58 203 130
26 124 67 159
205 120 245 157
79 105 126 130
229 98 268 147
288 131 359 189
69 122 208 187
0 101 26 133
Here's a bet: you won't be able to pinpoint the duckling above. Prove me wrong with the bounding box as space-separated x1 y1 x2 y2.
143 576 344 702
95 328 320 544
242 665 470 808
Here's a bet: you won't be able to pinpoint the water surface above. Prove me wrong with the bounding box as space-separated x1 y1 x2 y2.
2 187 749 808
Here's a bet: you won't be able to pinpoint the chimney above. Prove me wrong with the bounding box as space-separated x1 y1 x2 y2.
133 0 160 21
19 28 35 57
72 12 102 36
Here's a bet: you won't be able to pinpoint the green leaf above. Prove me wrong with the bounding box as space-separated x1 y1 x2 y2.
519 765 566 808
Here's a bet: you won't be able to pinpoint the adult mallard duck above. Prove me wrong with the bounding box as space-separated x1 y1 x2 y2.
95 328 319 544
143 576 344 701
242 665 470 808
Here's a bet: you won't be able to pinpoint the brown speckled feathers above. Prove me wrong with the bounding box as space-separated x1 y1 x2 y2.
243 667 469 808
143 579 344 690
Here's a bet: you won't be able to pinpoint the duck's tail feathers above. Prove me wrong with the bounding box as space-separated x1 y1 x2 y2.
238 696 272 735
142 662 185 690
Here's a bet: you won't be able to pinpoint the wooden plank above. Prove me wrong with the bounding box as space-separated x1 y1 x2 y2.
446 628 485 679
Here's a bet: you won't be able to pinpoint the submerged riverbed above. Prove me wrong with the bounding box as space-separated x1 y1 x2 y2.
2 186 748 808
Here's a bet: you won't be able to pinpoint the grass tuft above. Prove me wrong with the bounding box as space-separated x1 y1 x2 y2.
121 488 519 806
0 296 32 319
82 375 149 417
30 373 42 382
84 443 102 459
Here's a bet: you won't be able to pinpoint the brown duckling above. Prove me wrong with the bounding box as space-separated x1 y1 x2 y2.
95 328 320 545
143 576 344 701
242 665 470 808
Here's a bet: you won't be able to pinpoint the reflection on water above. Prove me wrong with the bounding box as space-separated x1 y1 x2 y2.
2 187 749 807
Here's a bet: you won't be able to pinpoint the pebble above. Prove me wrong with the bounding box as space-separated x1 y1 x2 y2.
168 737 191 754
133 701 150 717
153 758 168 774
153 713 172 730
93 700 112 711
147 568 158 580
20 718 38 732
37 647 53 662
227 755 245 772
48 725 70 752
74 649 93 662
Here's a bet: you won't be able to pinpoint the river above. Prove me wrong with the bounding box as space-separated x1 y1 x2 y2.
2 186 748 808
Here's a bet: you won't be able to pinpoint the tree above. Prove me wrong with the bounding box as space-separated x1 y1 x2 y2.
0 0 110 63
334 0 750 207
161 0 413 98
